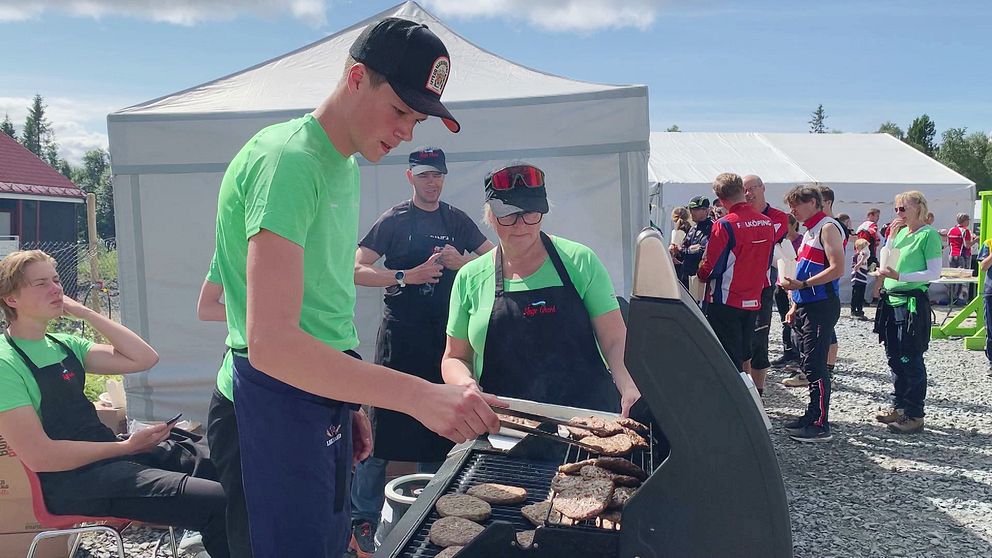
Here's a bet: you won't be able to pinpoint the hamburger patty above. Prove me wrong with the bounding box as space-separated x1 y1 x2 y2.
521 500 553 527
579 433 634 456
435 545 463 558
615 416 649 434
435 493 492 522
594 457 648 480
516 530 536 548
557 458 597 474
552 477 614 520
467 483 528 504
429 516 485 548
608 486 637 509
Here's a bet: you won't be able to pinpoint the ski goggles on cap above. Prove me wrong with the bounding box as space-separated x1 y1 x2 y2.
486 164 545 191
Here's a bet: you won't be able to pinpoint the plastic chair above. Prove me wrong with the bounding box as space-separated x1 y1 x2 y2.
21 463 179 558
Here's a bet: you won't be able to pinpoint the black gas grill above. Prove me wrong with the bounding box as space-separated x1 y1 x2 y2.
376 229 793 557
383 430 658 558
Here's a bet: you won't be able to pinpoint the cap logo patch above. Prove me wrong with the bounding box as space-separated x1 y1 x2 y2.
426 56 449 95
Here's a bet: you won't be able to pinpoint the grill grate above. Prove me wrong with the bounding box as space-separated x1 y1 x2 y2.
398 451 563 557
396 424 656 557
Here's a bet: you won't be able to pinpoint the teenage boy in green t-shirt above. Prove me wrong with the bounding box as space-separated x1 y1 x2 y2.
209 17 503 558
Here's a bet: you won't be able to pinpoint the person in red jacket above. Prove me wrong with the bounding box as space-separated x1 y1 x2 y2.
697 173 776 372
741 175 790 394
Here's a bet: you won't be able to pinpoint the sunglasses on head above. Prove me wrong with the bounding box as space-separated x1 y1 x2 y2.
488 165 545 191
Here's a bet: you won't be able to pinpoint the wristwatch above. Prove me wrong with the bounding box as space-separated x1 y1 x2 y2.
395 270 406 288
801 279 809 289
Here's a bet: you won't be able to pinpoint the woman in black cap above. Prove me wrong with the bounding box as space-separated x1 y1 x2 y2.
441 163 640 415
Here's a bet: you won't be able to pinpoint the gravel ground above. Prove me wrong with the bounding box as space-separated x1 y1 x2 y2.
70 525 199 557
766 303 992 558
70 303 992 558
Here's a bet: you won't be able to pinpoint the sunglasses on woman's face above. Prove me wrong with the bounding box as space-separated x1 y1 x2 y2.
895 206 907 213
496 211 543 227
488 165 545 191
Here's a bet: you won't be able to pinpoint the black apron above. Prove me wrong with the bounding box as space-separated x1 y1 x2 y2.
4 332 210 512
372 203 458 462
480 233 620 412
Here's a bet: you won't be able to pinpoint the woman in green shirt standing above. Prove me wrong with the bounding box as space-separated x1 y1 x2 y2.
442 163 641 416
872 191 943 434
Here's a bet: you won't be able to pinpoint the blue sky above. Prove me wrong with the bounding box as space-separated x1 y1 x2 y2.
1 0 989 164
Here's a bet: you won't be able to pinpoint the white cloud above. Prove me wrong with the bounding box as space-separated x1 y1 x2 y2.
1 96 119 165
422 0 664 32
0 0 330 26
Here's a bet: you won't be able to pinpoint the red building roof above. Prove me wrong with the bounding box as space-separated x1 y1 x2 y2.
0 133 86 200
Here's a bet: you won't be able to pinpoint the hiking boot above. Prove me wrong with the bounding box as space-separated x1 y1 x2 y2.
770 355 798 367
875 408 904 424
349 520 377 558
887 416 924 434
782 373 809 388
788 424 832 443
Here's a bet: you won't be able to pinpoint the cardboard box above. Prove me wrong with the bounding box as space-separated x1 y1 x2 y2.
0 434 44 535
93 402 127 436
0 531 68 558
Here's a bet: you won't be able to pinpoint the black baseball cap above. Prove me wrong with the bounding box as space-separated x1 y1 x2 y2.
350 17 460 133
484 163 550 218
409 146 447 174
688 196 710 209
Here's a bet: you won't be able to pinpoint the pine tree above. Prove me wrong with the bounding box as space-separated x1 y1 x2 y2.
876 121 904 140
0 113 15 139
808 104 828 133
21 94 51 156
906 114 937 156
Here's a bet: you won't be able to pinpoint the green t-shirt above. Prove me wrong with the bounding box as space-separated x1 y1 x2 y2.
213 114 360 395
446 235 620 379
0 334 93 417
204 253 237 401
883 225 943 293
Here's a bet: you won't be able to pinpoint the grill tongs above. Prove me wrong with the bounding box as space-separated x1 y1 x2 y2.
493 406 602 453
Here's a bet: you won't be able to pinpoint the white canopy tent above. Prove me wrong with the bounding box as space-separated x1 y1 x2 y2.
649 132 976 301
107 1 650 421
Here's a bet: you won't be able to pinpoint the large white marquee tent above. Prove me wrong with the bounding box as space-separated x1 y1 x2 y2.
649 132 976 301
107 2 650 421
649 132 975 233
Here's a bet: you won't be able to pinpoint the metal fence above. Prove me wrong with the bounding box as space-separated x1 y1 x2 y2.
18 238 120 320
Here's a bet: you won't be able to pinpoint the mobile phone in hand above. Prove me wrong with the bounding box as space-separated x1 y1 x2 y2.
165 413 183 426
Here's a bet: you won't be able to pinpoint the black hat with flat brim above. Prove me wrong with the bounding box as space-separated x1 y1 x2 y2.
350 17 460 133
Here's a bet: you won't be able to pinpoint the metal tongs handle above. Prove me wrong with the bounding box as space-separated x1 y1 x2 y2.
491 406 600 433
496 419 602 453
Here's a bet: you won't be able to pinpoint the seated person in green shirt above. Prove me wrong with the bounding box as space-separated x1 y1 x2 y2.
442 163 641 416
0 250 229 557
872 191 943 435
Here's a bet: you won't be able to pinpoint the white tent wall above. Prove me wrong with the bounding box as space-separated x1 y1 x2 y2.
108 2 649 422
649 132 976 304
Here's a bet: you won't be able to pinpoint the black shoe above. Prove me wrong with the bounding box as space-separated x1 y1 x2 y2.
783 415 812 431
770 355 798 367
789 424 832 443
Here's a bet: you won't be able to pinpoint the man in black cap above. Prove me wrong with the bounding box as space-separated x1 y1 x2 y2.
210 17 503 558
349 147 493 556
676 195 715 291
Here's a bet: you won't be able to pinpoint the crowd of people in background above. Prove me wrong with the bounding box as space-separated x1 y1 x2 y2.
668 174 989 443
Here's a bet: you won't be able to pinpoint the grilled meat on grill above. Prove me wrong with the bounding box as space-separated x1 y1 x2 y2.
435 493 492 522
429 516 485 547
